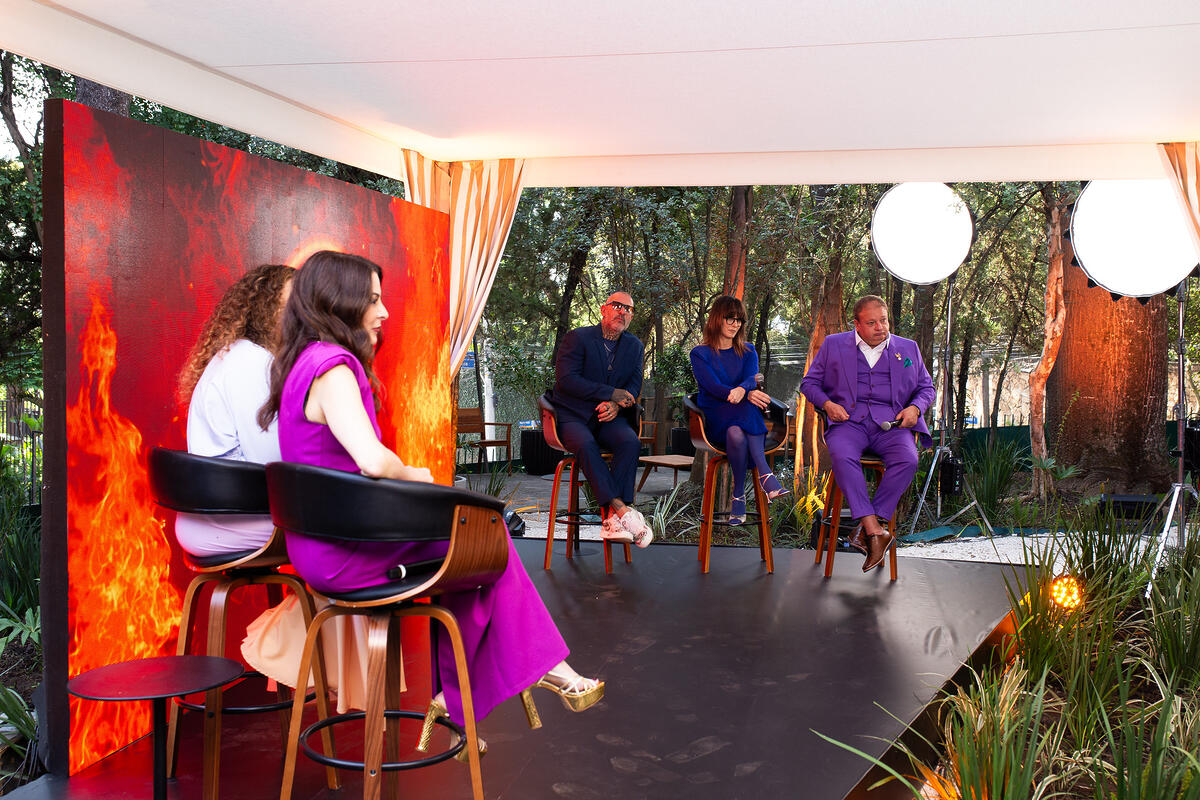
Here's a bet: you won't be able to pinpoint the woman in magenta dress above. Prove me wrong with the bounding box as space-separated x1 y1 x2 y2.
257 250 602 753
689 295 788 524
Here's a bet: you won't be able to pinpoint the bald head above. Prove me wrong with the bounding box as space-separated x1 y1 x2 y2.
600 292 634 338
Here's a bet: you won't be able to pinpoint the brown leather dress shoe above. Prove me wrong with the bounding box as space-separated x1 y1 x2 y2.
862 532 895 572
848 523 868 556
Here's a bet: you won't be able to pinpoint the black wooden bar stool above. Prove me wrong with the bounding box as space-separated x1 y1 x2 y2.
266 462 513 800
148 448 337 797
684 394 789 574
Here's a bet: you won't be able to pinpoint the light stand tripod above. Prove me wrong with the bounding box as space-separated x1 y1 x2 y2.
907 275 996 537
1145 277 1197 598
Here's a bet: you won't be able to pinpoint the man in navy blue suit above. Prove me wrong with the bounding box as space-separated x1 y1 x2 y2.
552 291 653 547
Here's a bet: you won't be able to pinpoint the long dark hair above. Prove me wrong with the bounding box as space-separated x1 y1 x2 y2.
701 295 748 356
177 264 293 406
258 251 383 429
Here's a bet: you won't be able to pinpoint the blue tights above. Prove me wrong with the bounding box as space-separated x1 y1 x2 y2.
725 426 770 500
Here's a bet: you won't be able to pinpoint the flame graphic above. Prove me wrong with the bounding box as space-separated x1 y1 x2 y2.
66 299 182 773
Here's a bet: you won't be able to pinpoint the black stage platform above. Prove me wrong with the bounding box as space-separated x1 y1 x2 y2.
15 540 1017 800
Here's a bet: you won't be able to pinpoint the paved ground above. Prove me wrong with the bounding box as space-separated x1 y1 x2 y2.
457 464 1140 566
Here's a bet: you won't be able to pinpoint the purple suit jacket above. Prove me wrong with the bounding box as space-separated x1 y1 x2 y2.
800 331 936 447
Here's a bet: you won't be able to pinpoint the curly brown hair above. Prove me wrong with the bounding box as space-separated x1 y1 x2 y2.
176 264 295 406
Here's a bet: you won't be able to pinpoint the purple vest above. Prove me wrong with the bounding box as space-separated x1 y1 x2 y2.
853 348 897 426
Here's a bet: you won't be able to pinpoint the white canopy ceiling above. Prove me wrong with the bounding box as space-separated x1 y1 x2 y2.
4 0 1199 186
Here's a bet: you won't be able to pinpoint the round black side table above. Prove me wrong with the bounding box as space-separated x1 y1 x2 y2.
68 655 243 800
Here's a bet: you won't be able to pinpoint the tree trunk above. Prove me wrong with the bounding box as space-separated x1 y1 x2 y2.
800 268 844 473
1029 193 1068 500
723 186 752 299
954 316 976 447
1045 252 1171 494
753 291 773 380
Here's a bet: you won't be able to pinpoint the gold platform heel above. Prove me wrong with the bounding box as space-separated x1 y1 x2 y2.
534 672 605 712
520 688 542 729
416 696 487 762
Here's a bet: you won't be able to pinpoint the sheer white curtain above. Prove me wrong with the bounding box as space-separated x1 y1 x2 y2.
1159 142 1200 256
402 149 525 374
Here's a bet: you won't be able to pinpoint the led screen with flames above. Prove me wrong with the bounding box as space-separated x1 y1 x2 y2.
42 100 451 774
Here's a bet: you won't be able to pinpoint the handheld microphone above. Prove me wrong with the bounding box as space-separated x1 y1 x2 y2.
880 419 900 432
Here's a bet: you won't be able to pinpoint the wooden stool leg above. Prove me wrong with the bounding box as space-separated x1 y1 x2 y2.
567 461 580 557
545 456 569 569
424 607 485 800
825 484 843 578
700 457 723 573
272 576 339 790
360 613 390 800
888 515 899 581
201 581 236 800
279 606 337 800
751 467 774 573
624 542 632 564
815 479 837 565
167 573 217 778
382 615 406 800
602 509 613 574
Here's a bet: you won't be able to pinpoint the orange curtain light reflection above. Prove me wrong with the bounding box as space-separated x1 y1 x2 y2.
66 299 182 773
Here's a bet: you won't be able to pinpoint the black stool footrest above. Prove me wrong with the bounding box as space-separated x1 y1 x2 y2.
175 671 316 715
299 710 467 771
553 508 606 527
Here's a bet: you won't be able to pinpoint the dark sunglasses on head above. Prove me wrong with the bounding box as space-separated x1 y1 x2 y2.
607 301 634 313
724 315 745 324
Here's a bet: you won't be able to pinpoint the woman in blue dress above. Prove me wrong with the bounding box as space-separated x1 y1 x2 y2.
689 295 788 524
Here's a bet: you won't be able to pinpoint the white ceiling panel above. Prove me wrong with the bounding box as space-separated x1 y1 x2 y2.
4 0 1199 184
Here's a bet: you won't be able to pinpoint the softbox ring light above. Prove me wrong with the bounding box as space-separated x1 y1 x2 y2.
1070 179 1198 299
870 182 974 286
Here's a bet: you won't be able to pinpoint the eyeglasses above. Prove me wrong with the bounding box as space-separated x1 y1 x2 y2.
607 301 634 313
724 315 745 325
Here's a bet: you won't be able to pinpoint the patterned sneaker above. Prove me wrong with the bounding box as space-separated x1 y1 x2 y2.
601 513 634 543
618 508 654 548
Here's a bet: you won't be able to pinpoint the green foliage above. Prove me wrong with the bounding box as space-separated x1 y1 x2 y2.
1089 678 1200 800
0 459 39 615
0 600 39 660
647 482 695 542
467 464 517 507
488 338 555 401
0 684 40 791
964 438 1027 519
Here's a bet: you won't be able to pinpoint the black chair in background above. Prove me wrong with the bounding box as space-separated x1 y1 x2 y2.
266 462 514 800
147 448 336 799
684 394 789 574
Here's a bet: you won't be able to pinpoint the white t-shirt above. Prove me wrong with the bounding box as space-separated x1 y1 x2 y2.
174 339 279 557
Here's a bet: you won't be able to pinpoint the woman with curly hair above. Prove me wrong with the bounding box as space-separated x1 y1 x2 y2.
689 295 788 525
174 263 294 556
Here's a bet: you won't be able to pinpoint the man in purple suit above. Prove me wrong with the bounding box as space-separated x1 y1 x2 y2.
801 295 935 571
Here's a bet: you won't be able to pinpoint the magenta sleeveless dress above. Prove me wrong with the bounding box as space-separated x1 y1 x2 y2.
279 341 567 723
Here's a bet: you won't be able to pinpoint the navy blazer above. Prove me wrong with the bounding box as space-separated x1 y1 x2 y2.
551 325 644 426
